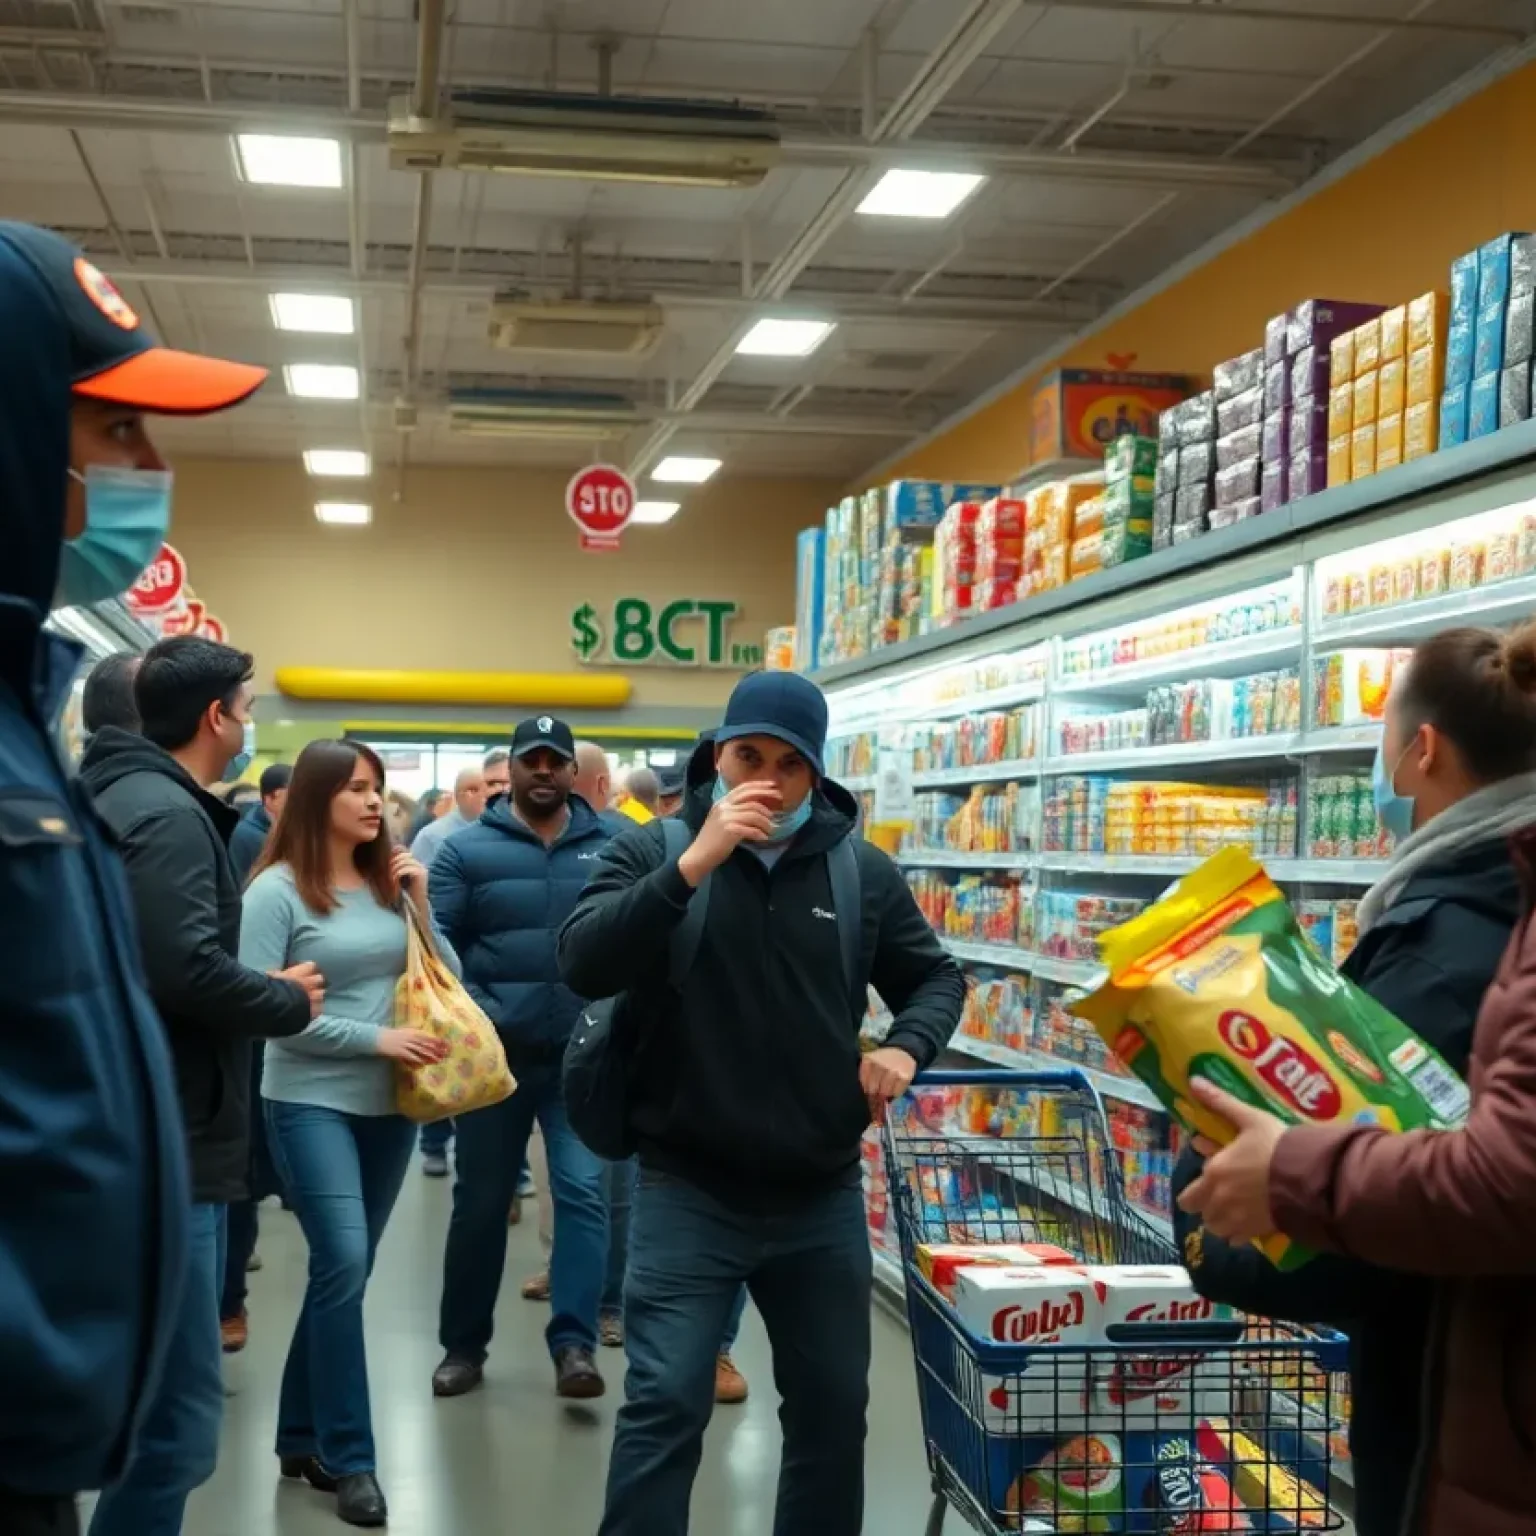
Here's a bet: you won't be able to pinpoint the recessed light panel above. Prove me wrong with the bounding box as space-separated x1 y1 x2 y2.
271 293 355 334
315 501 371 525
235 134 344 189
857 169 985 220
304 449 370 477
652 456 721 484
735 318 834 357
285 364 360 400
631 500 681 524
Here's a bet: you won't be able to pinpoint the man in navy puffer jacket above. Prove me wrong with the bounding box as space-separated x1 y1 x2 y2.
429 714 614 1401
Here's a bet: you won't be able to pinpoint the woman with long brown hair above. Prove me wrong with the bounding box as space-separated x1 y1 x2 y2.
240 739 451 1528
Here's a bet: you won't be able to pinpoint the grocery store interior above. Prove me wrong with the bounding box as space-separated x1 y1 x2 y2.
19 0 1536 1529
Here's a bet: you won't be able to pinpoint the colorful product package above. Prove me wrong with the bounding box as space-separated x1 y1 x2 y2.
1445 319 1475 388
1404 400 1438 460
1198 1420 1329 1531
1326 435 1351 488
1378 357 1406 419
1500 364 1532 429
1469 371 1501 439
1377 413 1404 471
1450 251 1479 327
1352 317 1381 377
1405 345 1444 409
917 1241 1076 1298
1475 300 1508 378
1407 290 1450 353
1076 848 1471 1268
1327 332 1353 389
1440 382 1470 449
1350 422 1377 480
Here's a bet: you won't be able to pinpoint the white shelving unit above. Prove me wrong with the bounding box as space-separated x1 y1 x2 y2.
942 938 1100 988
838 773 877 793
1055 624 1303 695
1045 733 1302 775
911 757 1039 787
896 848 1036 870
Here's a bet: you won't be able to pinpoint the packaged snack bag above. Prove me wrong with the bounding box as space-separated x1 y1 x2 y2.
1076 848 1471 1268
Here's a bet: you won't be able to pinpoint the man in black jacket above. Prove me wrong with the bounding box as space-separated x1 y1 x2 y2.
227 759 288 889
81 651 141 740
559 671 964 1536
79 636 320 1536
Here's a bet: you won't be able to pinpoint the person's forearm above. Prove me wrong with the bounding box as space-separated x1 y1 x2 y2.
277 1013 385 1057
558 862 693 998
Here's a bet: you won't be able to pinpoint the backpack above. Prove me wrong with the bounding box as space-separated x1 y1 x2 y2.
563 817 862 1160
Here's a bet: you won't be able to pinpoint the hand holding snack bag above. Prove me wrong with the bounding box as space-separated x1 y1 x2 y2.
1076 847 1469 1268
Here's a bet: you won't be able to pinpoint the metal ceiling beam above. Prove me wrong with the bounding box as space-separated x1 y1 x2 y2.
623 0 1029 477
1032 0 1526 41
0 88 1298 189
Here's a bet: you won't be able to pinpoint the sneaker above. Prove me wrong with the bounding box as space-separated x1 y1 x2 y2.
520 1269 550 1302
517 1171 536 1199
422 1151 449 1179
715 1353 749 1405
431 1354 484 1398
598 1313 624 1349
221 1311 249 1354
554 1345 605 1399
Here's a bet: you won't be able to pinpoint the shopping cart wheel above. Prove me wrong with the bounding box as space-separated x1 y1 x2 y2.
923 1489 946 1536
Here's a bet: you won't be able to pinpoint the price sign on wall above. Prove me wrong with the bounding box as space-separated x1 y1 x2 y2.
570 597 759 669
566 464 635 551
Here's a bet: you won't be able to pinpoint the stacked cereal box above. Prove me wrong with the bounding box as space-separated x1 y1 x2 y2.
1444 233 1534 446
1069 491 1104 581
1288 299 1385 500
1405 291 1450 462
877 480 999 646
934 499 981 625
1100 436 1155 566
817 496 869 666
1212 348 1265 526
1025 480 1097 594
974 496 1026 612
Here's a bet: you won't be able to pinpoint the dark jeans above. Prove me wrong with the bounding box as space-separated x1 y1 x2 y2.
440 1059 606 1361
265 1101 416 1478
601 1158 747 1351
222 1044 278 1321
89 1204 226 1536
419 1118 454 1157
599 1174 871 1536
0 1493 78 1535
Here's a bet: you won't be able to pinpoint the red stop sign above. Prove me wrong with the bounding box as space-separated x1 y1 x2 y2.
566 464 635 551
127 543 187 613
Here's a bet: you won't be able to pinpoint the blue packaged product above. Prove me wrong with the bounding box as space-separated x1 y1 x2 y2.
1469 373 1500 440
1450 250 1480 327
1445 319 1476 389
1440 383 1470 449
1479 232 1530 311
883 480 1003 532
1474 301 1508 378
794 526 826 673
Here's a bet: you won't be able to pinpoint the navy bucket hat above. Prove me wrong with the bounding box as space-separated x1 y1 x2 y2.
715 672 829 777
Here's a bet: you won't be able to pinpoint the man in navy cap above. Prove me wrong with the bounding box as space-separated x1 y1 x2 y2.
429 714 616 1402
560 670 965 1536
0 221 266 1533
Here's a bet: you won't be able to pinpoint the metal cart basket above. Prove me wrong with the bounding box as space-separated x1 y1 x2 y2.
881 1068 1351 1534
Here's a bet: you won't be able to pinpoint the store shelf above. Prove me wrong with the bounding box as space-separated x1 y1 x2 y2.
1301 724 1381 754
945 1034 1162 1112
943 938 1101 989
896 848 1037 870
837 773 877 793
1314 571 1536 648
903 676 1046 722
1046 733 1301 775
1055 626 1303 695
1037 853 1388 885
911 757 1040 787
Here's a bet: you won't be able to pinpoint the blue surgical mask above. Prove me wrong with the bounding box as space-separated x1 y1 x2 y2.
712 774 814 843
222 718 256 784
56 466 173 610
1371 741 1416 842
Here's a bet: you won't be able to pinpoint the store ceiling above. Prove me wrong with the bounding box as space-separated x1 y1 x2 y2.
1 0 1530 486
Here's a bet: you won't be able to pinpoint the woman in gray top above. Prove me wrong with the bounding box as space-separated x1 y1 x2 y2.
240 740 451 1529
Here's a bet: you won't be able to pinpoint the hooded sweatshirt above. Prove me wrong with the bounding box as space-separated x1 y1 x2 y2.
558 741 965 1209
0 227 190 1496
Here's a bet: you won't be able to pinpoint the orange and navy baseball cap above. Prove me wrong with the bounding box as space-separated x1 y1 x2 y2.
0 221 268 415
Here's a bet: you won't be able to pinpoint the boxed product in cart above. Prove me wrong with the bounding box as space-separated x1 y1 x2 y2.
918 1241 1077 1298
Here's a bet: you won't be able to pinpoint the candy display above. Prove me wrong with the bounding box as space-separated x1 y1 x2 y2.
908 869 1034 949
1044 777 1297 860
1025 478 1101 596
911 703 1041 772
1035 892 1146 963
909 783 1038 855
1059 586 1298 676
1310 648 1410 727
1308 772 1395 860
1080 848 1472 1269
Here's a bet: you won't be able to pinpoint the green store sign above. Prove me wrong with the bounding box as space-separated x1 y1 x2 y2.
570 597 761 669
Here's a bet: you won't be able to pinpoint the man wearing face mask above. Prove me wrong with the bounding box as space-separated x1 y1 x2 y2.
0 220 278 1535
559 671 965 1536
78 636 319 1536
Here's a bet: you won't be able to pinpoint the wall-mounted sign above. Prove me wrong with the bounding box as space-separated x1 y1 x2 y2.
570 598 762 669
1029 369 1192 463
567 463 635 552
126 543 187 613
200 613 227 643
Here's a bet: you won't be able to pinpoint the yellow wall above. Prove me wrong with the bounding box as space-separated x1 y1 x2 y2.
166 459 835 710
885 58 1536 483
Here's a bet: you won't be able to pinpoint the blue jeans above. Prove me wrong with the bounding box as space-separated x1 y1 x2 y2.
90 1203 226 1536
599 1174 871 1536
439 1059 607 1360
601 1158 748 1350
419 1118 454 1156
265 1102 416 1477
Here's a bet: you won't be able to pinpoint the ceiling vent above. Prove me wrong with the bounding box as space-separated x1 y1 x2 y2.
488 294 665 357
388 89 780 188
116 4 181 24
447 386 642 440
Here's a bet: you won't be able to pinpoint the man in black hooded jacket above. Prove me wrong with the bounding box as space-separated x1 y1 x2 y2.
559 671 964 1536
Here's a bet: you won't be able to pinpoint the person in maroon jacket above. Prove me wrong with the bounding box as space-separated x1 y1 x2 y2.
1180 620 1536 1536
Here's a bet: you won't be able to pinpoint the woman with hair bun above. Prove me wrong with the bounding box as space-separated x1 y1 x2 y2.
1178 620 1536 1536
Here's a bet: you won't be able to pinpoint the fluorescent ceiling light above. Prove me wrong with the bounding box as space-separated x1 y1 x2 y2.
857 169 986 220
285 364 360 400
271 292 355 334
315 501 372 526
235 133 344 189
304 448 370 478
735 318 834 358
631 500 681 524
652 456 721 484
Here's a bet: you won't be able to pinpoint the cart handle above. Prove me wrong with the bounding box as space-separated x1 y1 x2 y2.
913 1067 1097 1089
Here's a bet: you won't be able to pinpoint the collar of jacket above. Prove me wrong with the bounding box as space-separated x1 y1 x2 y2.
480 791 606 846
78 725 240 839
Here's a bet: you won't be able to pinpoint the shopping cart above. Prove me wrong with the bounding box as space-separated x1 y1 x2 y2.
881 1068 1351 1534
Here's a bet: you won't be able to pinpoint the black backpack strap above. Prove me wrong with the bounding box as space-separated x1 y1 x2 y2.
662 818 708 987
829 837 861 995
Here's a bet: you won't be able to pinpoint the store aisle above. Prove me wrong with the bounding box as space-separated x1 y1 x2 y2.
178 1170 937 1536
